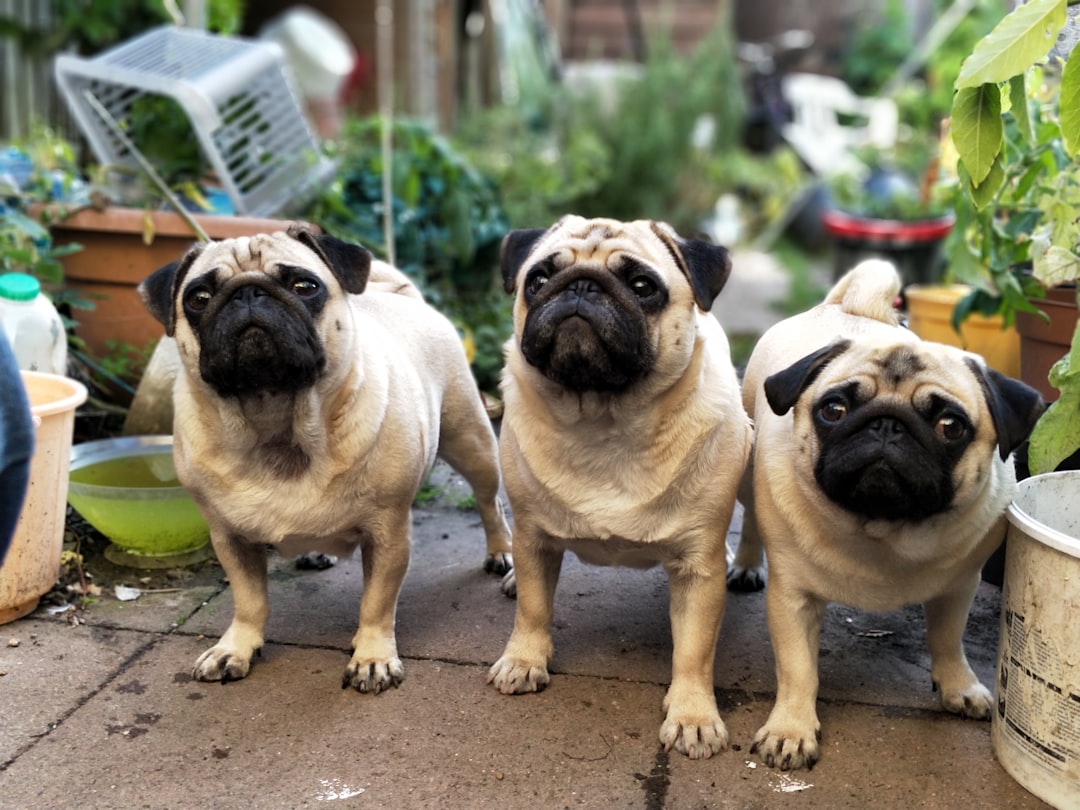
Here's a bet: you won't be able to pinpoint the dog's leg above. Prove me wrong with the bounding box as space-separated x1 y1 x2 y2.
487 521 563 693
661 552 729 759
751 580 827 770
193 531 269 683
728 462 766 592
438 383 514 586
923 573 991 719
343 512 412 694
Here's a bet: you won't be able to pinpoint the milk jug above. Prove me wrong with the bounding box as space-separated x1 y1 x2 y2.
0 272 67 375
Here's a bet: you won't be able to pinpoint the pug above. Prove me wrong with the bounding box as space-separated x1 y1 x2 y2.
137 225 513 693
487 215 753 759
737 259 1044 770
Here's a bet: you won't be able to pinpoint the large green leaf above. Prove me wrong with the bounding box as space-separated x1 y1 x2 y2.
1028 322 1080 474
1033 245 1080 287
1061 48 1080 155
964 153 1006 209
955 0 1066 89
952 84 1004 185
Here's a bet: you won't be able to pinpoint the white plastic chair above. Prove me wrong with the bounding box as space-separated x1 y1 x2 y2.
780 72 899 178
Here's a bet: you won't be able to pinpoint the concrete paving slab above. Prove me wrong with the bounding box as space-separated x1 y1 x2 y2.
714 250 791 336
0 639 666 808
0 619 150 763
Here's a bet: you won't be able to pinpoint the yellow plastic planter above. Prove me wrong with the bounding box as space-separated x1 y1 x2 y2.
905 284 1021 377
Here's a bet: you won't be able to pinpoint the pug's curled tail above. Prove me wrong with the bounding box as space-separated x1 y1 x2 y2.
825 259 904 326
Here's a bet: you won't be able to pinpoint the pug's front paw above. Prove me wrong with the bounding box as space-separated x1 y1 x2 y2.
487 656 549 694
343 656 405 694
937 676 992 719
660 682 729 758
751 717 821 771
193 644 256 683
660 714 729 760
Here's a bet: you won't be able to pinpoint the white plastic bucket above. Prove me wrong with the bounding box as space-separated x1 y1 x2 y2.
0 372 87 624
993 470 1080 809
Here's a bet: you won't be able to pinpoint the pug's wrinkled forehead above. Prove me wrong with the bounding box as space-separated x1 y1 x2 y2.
524 215 680 272
178 232 328 288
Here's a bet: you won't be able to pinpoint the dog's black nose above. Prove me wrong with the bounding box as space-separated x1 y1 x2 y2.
565 278 604 300
230 285 269 305
869 416 906 441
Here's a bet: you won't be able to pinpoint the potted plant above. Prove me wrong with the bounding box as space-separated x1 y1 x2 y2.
948 0 1080 476
823 156 956 287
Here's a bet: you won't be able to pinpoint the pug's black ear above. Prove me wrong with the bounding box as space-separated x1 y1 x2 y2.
965 359 1046 460
500 228 548 294
137 243 205 337
286 224 371 294
648 223 731 311
676 238 732 311
764 339 853 416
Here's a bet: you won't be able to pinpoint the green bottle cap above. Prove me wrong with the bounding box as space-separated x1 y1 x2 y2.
0 272 41 302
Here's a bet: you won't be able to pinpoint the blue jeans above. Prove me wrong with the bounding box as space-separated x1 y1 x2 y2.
0 331 35 565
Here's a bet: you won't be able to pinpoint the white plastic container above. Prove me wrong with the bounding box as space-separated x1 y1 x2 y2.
993 470 1080 810
0 272 67 375
259 7 357 139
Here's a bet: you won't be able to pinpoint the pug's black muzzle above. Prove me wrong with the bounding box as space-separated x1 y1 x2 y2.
521 268 654 393
814 401 960 522
196 278 326 398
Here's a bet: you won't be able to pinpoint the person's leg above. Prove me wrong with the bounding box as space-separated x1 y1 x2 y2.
0 332 35 565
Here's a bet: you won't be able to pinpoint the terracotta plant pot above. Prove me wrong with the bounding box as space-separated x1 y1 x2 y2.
905 284 1021 378
39 206 312 360
1015 285 1078 403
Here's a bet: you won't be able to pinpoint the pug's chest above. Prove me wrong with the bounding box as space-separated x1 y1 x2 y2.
196 460 391 549
514 460 713 556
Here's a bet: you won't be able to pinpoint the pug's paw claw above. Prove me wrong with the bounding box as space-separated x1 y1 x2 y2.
751 724 820 771
499 568 517 598
343 657 405 694
485 551 513 577
193 646 253 683
726 565 766 592
660 716 729 759
487 657 548 694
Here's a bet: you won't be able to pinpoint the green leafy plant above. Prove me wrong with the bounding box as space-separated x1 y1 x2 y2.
841 0 916 96
1 125 87 317
306 116 510 390
0 0 243 57
564 21 746 232
456 14 748 235
2 1 245 197
948 0 1080 474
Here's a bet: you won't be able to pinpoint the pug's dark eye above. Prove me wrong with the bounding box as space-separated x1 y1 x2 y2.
936 413 967 441
525 270 549 296
819 399 847 423
629 275 658 298
185 287 212 312
291 278 320 297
